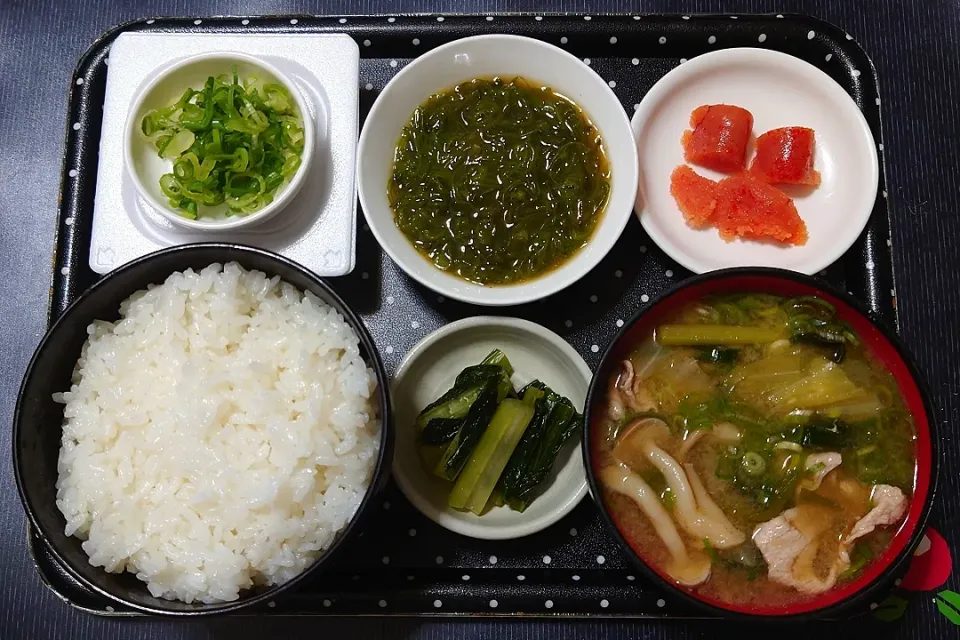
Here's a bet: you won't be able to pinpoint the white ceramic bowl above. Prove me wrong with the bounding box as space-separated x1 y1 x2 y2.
124 52 315 231
392 317 590 540
632 48 879 274
357 34 639 306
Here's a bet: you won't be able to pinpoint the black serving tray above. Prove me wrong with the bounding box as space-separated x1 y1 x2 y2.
38 12 896 618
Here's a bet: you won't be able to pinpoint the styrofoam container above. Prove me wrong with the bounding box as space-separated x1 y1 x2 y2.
89 33 359 276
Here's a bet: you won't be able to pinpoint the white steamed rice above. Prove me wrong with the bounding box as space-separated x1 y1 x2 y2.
54 262 380 604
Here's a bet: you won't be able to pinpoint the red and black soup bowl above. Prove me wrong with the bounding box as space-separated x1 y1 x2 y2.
582 267 938 619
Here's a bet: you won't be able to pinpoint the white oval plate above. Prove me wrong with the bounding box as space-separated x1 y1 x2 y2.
632 48 879 275
391 317 590 540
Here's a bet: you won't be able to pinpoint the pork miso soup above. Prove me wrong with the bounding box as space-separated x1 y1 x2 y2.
596 293 916 608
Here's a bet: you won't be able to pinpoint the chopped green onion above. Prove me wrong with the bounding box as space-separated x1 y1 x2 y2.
140 67 304 219
741 452 766 476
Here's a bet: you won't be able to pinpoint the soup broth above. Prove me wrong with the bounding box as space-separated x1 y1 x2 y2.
596 293 916 609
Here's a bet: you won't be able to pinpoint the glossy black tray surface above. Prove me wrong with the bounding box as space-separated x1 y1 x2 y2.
40 13 894 617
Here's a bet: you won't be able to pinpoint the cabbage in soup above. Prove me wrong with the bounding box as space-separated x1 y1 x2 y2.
596 294 916 608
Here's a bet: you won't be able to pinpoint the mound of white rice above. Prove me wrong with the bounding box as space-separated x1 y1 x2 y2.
54 262 380 604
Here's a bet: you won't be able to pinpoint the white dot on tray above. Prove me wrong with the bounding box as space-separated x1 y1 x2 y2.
633 103 641 111
560 36 568 44
879 143 884 151
379 599 387 608
680 58 688 63
614 269 622 277
72 122 80 131
411 320 420 329
870 602 879 610
584 15 592 21
364 83 373 90
589 294 598 302
60 267 69 275
363 39 371 47
853 69 862 77
659 36 667 44
382 556 390 564
193 19 202 25
290 18 298 24
323 599 332 607
627 575 635 581
641 294 650 303
241 19 249 25
383 501 391 509
584 58 591 65
657 598 666 607
876 97 882 105
640 245 648 253
631 58 639 65
361 272 369 280
435 555 443 564
489 555 498 565
408 528 416 536
591 345 599 353
105 606 114 612
682 15 690 20
389 59 398 67
543 555 552 565
608 80 616 88
75 77 84 85
610 36 618 44
616 319 624 327
808 30 816 39
825 53 833 61
564 319 573 328
65 218 74 226
517 574 525 581
573 574 581 581
436 16 444 22
545 600 554 609
601 599 609 608
388 17 396 22
387 295 395 304
486 16 494 21
536 16 543 21
462 574 470 581
758 33 767 43
665 270 674 277
708 35 717 44
146 19 155 24
597 555 606 565
434 599 442 608
339 17 347 24
846 33 854 40
569 528 578 536
490 599 498 608
69 169 78 177
385 346 394 354
412 38 420 45
266 601 277 609
866 260 875 269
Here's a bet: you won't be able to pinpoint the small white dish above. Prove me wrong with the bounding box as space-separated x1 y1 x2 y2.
124 52 315 231
89 33 359 276
391 317 590 540
632 48 879 275
357 34 639 306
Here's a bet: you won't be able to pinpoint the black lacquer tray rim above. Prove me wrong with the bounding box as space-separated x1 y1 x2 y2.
36 11 896 619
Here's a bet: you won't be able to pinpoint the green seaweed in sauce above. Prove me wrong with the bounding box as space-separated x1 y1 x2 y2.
388 76 611 285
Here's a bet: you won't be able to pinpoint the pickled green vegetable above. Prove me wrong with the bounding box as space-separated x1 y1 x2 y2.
388 76 611 285
140 69 304 219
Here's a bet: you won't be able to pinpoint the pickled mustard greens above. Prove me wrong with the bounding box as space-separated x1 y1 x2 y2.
140 69 305 219
415 349 583 515
389 77 611 285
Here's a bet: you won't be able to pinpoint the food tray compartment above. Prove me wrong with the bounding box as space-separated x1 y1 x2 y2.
39 13 894 617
